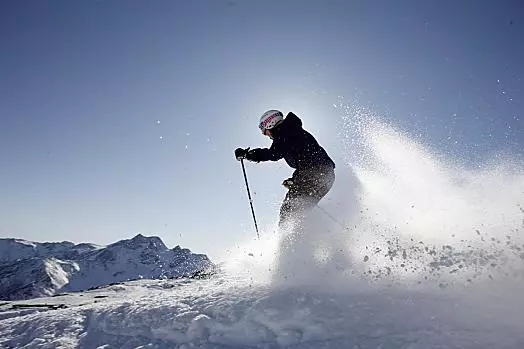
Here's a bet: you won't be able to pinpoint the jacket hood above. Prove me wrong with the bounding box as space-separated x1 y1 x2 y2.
271 112 302 139
275 112 302 134
283 112 302 129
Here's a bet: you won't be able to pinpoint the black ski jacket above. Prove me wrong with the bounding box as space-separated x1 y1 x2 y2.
247 112 335 173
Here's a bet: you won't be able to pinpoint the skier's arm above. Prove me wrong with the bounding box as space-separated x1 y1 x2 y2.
246 142 284 162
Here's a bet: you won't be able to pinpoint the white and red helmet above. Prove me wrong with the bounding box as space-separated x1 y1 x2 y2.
258 110 284 134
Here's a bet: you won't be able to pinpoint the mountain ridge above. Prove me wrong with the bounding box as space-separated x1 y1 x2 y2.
0 234 213 301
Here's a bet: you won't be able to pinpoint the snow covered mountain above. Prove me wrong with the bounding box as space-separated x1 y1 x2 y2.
0 234 213 301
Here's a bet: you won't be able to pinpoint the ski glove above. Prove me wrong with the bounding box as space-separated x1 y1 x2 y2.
282 178 294 189
235 147 250 161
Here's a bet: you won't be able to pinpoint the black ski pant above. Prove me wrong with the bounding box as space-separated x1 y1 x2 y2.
279 166 335 228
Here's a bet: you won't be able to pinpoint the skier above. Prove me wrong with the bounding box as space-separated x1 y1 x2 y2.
235 110 335 228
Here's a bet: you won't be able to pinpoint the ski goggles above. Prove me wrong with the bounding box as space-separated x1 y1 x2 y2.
259 123 269 136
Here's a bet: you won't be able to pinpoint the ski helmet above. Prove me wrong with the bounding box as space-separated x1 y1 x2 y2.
259 110 284 134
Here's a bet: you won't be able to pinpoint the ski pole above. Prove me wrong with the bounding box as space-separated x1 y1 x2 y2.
315 205 350 231
240 159 260 238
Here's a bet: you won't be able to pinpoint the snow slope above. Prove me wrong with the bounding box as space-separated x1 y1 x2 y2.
1 208 523 348
0 257 80 301
0 270 523 349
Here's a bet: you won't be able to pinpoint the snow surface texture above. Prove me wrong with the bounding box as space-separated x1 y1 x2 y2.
0 273 523 348
0 234 213 301
1 103 523 348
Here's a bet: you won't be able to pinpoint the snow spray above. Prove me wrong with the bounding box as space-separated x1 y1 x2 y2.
225 100 523 293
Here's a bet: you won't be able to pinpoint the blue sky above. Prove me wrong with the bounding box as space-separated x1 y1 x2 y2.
1 1 522 260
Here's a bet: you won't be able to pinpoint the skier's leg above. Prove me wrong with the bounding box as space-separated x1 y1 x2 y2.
279 167 335 228
293 167 335 210
279 189 304 229
309 167 335 203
